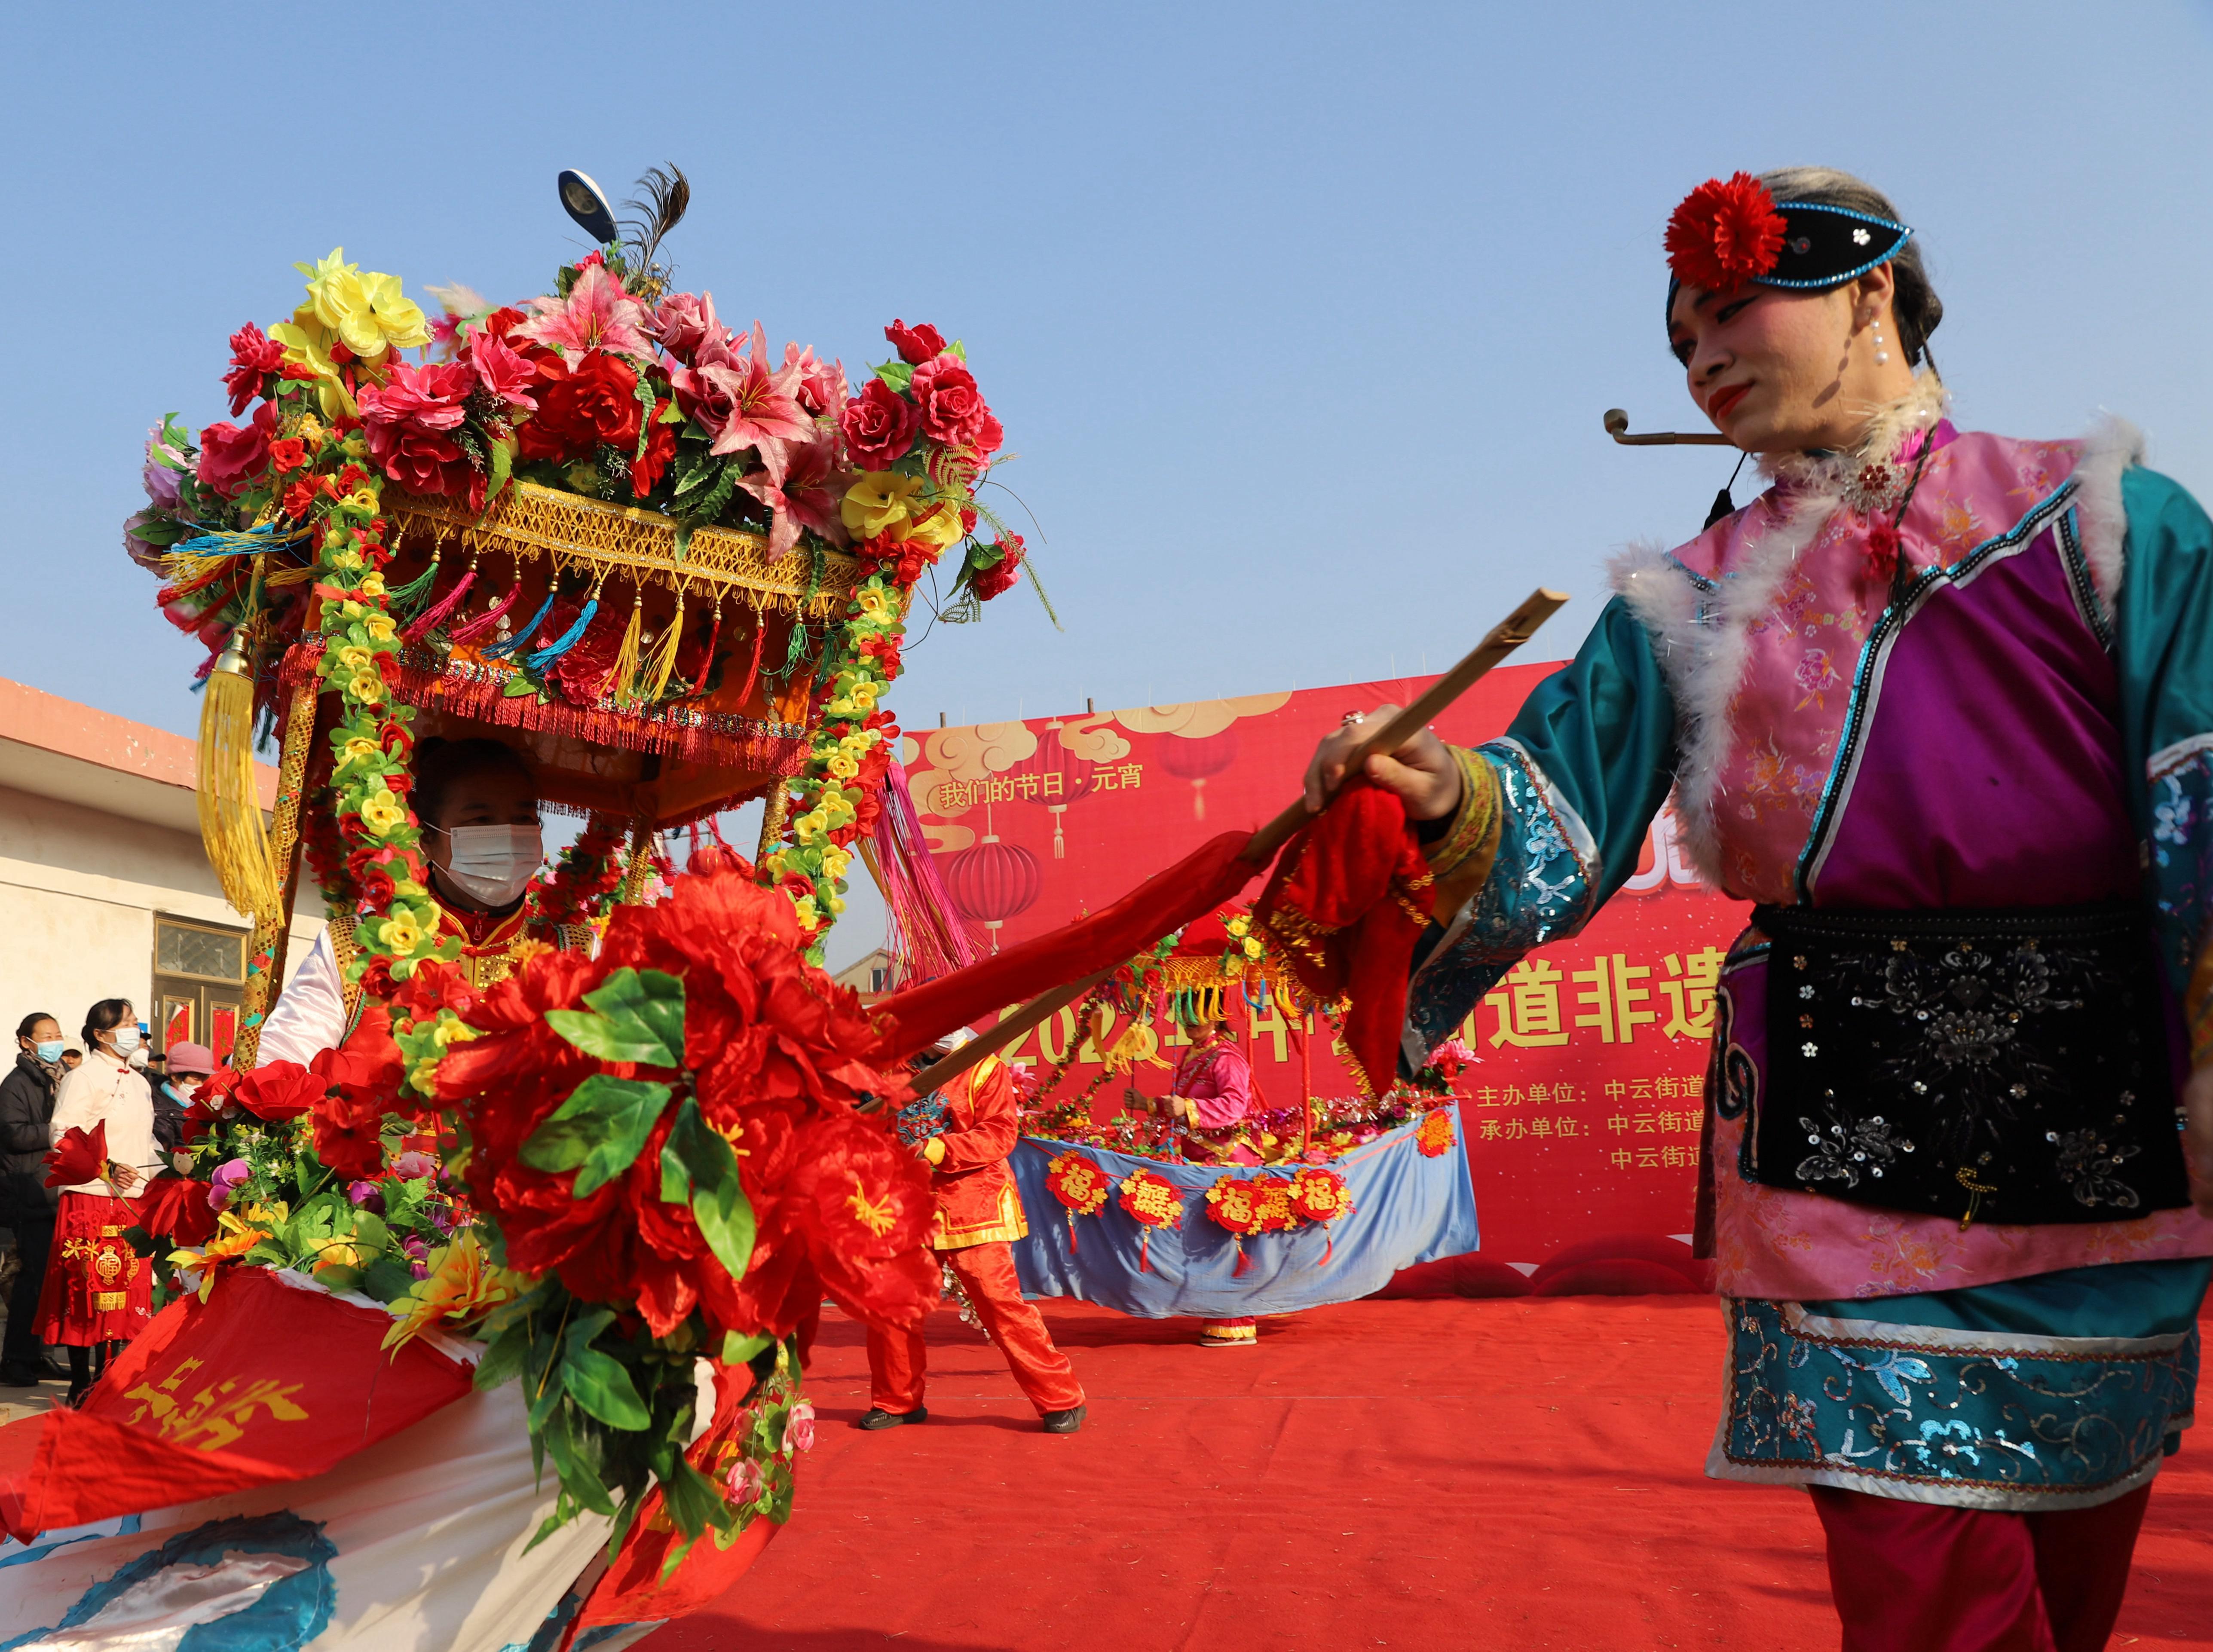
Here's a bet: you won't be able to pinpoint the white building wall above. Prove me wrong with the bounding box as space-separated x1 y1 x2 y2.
0 784 324 1042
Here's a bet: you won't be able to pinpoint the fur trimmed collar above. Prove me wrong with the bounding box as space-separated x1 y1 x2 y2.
1756 372 1951 495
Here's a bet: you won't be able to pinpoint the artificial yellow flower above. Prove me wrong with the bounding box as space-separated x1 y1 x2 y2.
349 672 386 706
792 894 821 929
381 1230 526 1352
298 249 429 362
378 911 425 954
839 473 926 541
410 1056 441 1093
337 646 373 673
826 752 859 780
337 489 379 517
364 613 396 642
358 572 386 597
339 600 365 621
820 792 857 830
337 737 381 772
268 315 354 419
793 810 830 845
855 587 894 624
848 680 879 707
331 548 364 571
905 504 964 553
359 789 407 836
1243 936 1264 959
431 1016 479 1047
312 1241 361 1275
823 847 852 879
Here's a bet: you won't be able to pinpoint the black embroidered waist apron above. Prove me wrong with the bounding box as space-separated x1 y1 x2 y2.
1748 901 2188 1227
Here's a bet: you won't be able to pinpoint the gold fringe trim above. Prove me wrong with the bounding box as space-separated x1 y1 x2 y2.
385 480 865 618
197 657 279 918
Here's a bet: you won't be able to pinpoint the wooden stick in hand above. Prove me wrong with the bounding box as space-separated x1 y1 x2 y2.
909 587 1569 1096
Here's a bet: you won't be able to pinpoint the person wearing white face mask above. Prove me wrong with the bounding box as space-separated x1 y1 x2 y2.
39 998 162 1405
254 736 593 1069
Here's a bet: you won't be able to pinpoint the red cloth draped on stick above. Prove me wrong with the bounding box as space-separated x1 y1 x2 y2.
874 830 1262 1062
1256 779 1435 1098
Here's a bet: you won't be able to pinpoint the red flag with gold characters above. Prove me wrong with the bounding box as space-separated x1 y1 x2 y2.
0 1264 473 1541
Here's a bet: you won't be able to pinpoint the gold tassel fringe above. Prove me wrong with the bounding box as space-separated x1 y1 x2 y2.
197 643 280 918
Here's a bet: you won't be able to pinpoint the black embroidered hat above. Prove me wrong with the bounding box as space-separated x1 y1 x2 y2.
1664 172 1911 318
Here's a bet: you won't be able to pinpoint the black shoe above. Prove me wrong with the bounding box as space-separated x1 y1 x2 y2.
1040 1404 1086 1435
855 1406 926 1430
64 1381 91 1410
0 1364 38 1388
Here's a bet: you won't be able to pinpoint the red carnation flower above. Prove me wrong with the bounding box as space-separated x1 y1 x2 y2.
1665 172 1785 294
223 322 290 416
884 319 946 365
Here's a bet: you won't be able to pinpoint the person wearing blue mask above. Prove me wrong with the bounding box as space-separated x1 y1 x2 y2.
39 998 162 1405
0 1013 67 1387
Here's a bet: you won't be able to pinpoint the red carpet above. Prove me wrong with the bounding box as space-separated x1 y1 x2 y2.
648 1297 2213 1651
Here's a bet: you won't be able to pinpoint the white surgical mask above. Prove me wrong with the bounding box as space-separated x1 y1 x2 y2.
109 1025 142 1057
438 823 544 907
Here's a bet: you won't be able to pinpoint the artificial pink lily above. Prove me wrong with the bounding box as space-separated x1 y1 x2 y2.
738 429 853 557
783 341 848 420
693 321 815 473
514 263 654 366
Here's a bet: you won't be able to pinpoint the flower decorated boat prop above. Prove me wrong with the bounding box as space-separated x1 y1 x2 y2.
1004 908 1478 1321
1 168 1041 1652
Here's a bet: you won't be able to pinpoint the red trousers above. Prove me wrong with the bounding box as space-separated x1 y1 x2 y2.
866 1242 1084 1416
1813 1483 2153 1652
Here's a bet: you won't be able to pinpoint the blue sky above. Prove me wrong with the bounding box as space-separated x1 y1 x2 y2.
4 1 2209 964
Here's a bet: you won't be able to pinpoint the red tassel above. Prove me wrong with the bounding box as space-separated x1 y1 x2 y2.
737 607 769 708
1231 1236 1252 1277
449 578 523 646
401 564 477 641
1864 521 1901 583
1138 1229 1151 1273
1066 1210 1079 1254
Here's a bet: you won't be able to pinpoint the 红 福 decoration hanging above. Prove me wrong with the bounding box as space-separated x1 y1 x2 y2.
1043 1149 1111 1251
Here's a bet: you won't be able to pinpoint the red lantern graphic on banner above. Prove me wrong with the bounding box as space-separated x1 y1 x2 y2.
1020 718 1100 859
945 822 1042 954
1157 729 1238 820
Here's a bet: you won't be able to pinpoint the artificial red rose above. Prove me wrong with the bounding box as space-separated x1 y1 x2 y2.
884 319 946 365
1665 172 1786 294
479 306 527 339
197 402 278 499
358 360 474 496
223 321 289 416
631 398 678 498
839 377 919 471
970 535 1025 601
337 463 367 493
45 1122 107 1188
233 1060 324 1121
516 350 641 463
268 437 308 474
388 958 479 1023
907 354 992 451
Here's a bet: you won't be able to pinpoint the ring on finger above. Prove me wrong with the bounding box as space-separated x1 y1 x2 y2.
1340 711 1366 727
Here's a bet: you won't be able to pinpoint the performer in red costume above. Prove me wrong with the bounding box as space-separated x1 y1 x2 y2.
860 1037 1088 1434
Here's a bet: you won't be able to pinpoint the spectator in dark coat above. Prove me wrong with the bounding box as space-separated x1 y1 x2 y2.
0 1012 65 1386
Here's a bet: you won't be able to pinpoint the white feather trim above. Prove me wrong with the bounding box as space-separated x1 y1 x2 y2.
1610 494 1838 886
1757 373 1951 493
2067 415 2144 627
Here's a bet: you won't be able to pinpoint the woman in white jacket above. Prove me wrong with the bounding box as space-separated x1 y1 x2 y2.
37 997 163 1405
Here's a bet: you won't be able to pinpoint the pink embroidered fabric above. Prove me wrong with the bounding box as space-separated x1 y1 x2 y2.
1676 430 2213 1299
1673 430 2087 905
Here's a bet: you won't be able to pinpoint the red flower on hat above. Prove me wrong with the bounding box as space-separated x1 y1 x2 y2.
1665 172 1786 293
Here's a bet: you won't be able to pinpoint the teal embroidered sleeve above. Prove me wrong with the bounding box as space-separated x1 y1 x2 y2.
1403 594 1680 1060
2115 467 2213 1049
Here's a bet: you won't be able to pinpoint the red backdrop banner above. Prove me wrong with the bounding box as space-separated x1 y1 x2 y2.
903 667 1748 1268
